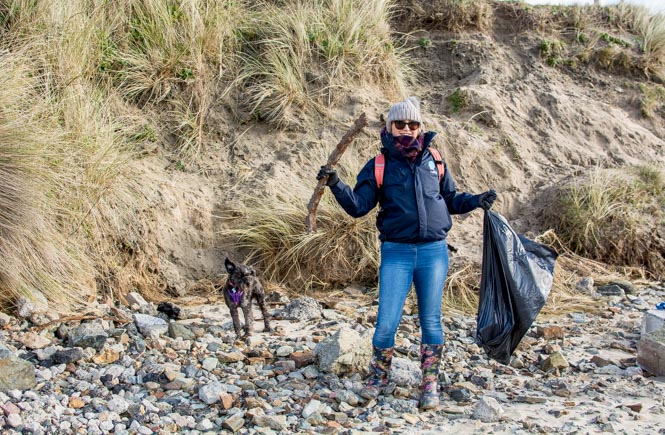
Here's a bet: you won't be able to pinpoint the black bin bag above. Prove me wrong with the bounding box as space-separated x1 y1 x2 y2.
476 210 558 364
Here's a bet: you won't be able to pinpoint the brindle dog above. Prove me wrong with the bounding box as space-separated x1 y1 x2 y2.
218 258 271 339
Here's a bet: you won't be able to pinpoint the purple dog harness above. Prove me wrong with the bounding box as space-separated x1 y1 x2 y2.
226 280 244 306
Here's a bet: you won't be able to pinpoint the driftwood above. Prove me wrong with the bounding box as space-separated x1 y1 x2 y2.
33 314 132 331
305 113 368 233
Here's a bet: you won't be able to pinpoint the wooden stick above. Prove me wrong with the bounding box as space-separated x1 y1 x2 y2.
33 314 132 331
305 113 368 233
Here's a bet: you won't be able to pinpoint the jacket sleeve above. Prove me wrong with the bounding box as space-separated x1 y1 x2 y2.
440 163 481 214
328 159 379 218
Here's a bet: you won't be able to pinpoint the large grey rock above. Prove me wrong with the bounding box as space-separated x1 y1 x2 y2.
199 382 225 404
641 310 665 337
314 327 372 374
390 357 422 387
638 326 665 376
6 413 22 428
473 396 505 423
0 344 36 391
126 292 149 308
68 322 108 350
222 413 245 433
252 414 287 431
597 284 625 297
51 348 85 365
159 258 187 297
281 297 323 321
302 399 322 419
609 280 636 295
133 314 168 339
18 332 51 350
16 293 49 318
169 322 195 340
0 312 12 327
107 396 130 414
542 352 569 371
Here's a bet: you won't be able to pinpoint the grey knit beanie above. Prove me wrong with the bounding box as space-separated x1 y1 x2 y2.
385 96 423 131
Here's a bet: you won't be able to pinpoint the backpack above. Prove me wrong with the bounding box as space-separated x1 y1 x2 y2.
374 148 445 189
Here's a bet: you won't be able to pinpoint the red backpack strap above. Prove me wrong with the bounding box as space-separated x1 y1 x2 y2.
374 154 385 189
429 148 445 182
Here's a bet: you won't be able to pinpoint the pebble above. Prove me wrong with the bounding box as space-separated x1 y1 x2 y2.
6 413 22 427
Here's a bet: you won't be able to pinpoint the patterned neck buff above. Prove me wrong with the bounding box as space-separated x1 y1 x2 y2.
393 134 424 162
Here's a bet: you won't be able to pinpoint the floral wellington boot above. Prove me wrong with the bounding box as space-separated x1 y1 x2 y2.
419 343 443 410
360 346 394 400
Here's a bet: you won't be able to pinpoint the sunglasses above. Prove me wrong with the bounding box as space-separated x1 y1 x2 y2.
392 120 421 130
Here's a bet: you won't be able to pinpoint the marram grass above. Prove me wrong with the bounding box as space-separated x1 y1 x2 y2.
543 165 665 279
0 49 96 311
237 0 409 126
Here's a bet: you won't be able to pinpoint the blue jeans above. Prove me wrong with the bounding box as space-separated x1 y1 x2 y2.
373 240 449 348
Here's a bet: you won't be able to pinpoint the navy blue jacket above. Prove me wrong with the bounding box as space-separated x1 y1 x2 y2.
329 130 481 243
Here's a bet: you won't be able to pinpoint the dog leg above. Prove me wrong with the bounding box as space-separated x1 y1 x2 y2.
241 303 254 338
255 290 272 332
229 306 243 338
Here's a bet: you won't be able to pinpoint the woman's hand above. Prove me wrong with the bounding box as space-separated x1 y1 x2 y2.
316 166 339 186
478 189 497 210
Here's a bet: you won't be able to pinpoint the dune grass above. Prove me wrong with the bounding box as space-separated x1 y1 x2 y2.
236 0 409 126
394 0 493 33
500 1 664 80
603 2 665 80
639 82 665 118
92 0 246 157
429 0 494 32
0 1 156 312
0 48 96 311
542 165 665 279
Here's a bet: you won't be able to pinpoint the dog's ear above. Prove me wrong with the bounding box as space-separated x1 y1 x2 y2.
225 258 236 274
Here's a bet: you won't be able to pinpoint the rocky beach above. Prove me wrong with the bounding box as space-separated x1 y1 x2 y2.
1 281 664 434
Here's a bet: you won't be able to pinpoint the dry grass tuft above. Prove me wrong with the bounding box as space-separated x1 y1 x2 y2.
541 166 665 279
494 1 566 34
0 49 96 311
394 0 493 33
537 231 649 313
600 2 665 79
224 198 379 292
0 2 163 312
638 82 665 117
444 263 480 314
236 0 410 126
94 0 246 157
426 0 494 33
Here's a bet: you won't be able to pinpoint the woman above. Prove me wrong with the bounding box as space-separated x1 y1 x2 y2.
317 96 496 410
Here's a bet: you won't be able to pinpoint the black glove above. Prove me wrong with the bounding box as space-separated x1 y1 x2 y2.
478 189 497 210
316 166 339 186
